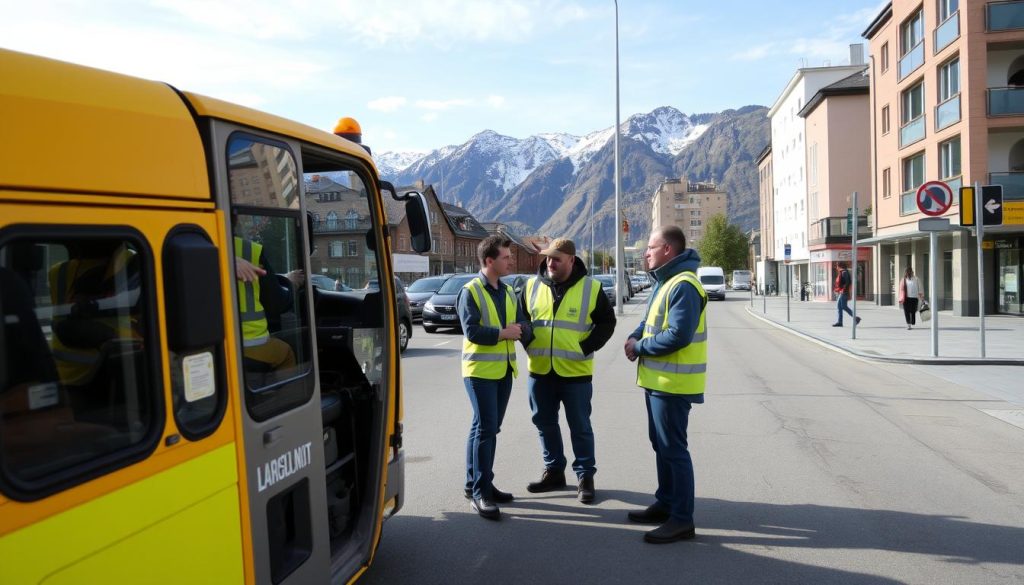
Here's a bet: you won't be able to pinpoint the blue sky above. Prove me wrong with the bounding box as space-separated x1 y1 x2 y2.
3 0 885 153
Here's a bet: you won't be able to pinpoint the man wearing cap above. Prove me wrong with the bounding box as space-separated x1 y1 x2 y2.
624 225 707 544
521 238 616 503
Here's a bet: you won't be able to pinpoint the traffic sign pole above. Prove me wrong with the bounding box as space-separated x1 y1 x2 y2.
930 229 939 357
852 191 858 340
976 181 986 357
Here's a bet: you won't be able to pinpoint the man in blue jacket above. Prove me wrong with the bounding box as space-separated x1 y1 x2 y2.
624 225 708 544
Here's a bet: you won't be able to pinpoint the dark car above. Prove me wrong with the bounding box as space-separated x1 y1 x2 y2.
500 273 531 296
422 273 478 333
594 274 625 305
364 276 412 351
406 275 451 321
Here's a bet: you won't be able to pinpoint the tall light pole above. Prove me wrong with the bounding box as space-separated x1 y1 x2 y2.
590 195 595 273
613 0 624 315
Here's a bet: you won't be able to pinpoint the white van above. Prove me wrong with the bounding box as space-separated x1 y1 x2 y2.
697 266 727 300
731 270 752 291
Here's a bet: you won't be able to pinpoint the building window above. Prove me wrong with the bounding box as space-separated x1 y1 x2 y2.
883 167 892 198
904 153 925 192
326 211 338 230
939 57 960 101
809 143 818 186
882 105 891 134
399 236 408 251
902 82 924 124
901 9 924 56
329 240 343 257
881 42 889 73
345 210 359 230
939 136 961 180
347 240 358 256
939 0 958 22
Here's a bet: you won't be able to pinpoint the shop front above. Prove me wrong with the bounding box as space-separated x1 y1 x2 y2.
810 247 872 302
995 237 1022 315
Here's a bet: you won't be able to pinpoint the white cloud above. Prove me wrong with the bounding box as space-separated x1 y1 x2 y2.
368 96 408 112
421 112 439 122
486 95 506 108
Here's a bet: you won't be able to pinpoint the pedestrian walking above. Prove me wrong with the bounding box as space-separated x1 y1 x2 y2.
623 225 708 544
898 267 924 329
832 262 861 327
521 238 616 504
459 235 533 520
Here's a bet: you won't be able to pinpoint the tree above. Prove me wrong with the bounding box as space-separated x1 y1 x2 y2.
697 214 748 272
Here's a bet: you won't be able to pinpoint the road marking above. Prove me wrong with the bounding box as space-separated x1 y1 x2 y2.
434 340 452 347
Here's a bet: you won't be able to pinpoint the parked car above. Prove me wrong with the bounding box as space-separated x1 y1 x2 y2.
422 273 478 333
594 274 626 305
731 270 752 291
309 274 337 290
406 274 451 321
500 273 531 296
697 266 727 300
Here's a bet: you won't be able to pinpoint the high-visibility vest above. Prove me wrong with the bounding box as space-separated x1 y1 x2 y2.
234 237 270 347
637 271 708 395
461 277 518 379
49 246 141 385
525 276 598 377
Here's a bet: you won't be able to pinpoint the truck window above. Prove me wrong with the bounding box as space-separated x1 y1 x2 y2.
0 233 160 499
227 134 314 421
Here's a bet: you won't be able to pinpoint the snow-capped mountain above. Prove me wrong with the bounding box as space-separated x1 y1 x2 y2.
374 150 426 178
378 105 768 247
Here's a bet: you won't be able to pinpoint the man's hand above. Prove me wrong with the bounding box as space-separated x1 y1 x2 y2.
624 337 639 362
499 323 523 341
235 258 266 282
285 269 305 288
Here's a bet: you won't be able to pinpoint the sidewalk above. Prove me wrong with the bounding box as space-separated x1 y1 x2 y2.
743 293 1024 365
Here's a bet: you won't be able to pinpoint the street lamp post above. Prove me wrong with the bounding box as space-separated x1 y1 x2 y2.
613 0 624 315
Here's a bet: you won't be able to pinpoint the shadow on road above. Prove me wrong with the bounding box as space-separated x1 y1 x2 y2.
361 493 1023 584
401 347 461 358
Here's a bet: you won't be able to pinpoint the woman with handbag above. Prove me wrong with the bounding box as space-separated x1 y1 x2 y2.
898 267 925 329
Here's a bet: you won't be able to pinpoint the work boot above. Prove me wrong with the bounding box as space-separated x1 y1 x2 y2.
464 486 514 503
627 502 671 524
526 469 567 493
577 476 595 504
471 497 500 521
643 519 696 544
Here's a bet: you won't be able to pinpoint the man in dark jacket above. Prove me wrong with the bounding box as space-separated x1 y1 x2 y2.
520 238 616 503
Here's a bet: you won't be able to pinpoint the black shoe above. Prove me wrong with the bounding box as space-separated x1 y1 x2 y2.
832 323 842 327
644 519 696 544
464 486 514 503
627 503 671 524
471 497 500 520
855 316 862 325
577 476 595 504
527 469 566 493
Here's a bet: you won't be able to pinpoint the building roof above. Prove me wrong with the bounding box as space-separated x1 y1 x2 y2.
797 68 870 118
480 222 536 251
862 2 893 39
441 202 490 238
756 144 772 165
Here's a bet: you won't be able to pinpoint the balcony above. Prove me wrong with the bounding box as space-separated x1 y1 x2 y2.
900 190 918 215
987 1 1024 32
900 115 926 148
935 94 961 130
899 42 925 81
988 87 1024 115
935 12 960 52
808 215 871 246
988 172 1024 200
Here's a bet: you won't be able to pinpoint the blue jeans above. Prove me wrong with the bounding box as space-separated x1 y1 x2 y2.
464 373 513 499
836 292 854 324
645 390 694 524
528 377 596 480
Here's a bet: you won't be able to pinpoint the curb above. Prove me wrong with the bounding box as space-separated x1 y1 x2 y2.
744 306 1024 366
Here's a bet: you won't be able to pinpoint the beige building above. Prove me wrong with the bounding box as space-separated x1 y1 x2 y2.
799 69 874 301
864 1 1024 315
756 146 778 293
650 178 727 249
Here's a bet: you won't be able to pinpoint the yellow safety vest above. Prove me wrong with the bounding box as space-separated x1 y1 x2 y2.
49 246 141 385
525 276 598 377
234 237 270 347
636 271 708 394
461 277 519 379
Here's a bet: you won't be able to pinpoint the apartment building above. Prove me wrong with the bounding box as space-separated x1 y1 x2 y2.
767 56 868 292
864 1 1024 315
756 146 778 293
650 178 727 249
798 69 874 301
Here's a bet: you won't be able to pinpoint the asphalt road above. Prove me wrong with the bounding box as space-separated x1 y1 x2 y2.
362 292 1024 585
